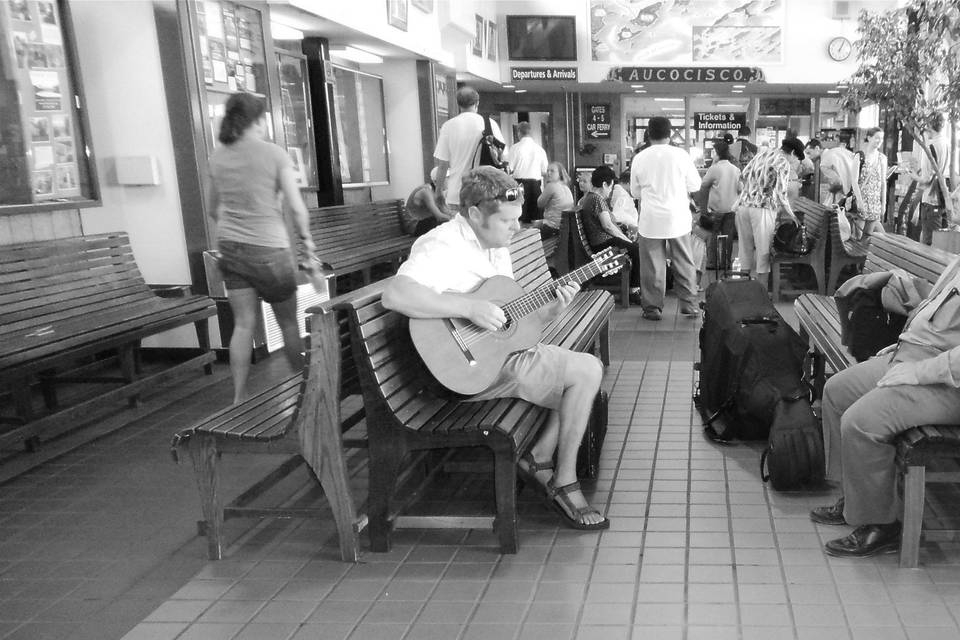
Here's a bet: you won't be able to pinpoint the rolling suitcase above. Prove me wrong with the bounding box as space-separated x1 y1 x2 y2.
695 278 807 441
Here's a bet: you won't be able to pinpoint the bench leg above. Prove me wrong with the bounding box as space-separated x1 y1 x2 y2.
620 269 630 309
117 345 141 408
194 318 213 375
491 440 519 554
11 382 34 423
812 259 826 295
188 435 224 560
38 369 58 410
772 262 782 301
598 322 610 367
368 435 405 553
900 464 925 568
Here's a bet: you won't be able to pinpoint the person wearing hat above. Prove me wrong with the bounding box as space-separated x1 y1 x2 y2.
402 167 452 236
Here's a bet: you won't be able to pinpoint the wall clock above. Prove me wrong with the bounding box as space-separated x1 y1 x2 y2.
828 36 853 62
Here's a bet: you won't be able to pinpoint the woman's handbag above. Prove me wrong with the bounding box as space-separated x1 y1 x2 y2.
772 219 811 256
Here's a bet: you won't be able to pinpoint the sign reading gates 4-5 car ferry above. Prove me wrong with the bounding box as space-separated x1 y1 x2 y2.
607 67 766 83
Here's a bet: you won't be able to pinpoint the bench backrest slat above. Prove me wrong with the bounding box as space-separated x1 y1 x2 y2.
863 234 953 283
0 232 156 327
792 199 827 241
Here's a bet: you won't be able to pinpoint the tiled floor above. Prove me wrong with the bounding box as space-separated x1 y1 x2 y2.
2 291 960 640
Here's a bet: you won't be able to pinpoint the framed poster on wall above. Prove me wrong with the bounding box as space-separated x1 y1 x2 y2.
486 20 496 61
472 14 483 56
386 0 407 31
0 0 99 214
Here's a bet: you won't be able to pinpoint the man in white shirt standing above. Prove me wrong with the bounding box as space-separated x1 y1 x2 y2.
909 115 950 244
630 116 702 321
433 87 505 213
819 130 860 205
508 121 549 223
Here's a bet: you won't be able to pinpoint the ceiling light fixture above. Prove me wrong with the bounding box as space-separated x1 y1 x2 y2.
732 84 746 88
514 89 527 93
502 84 515 89
631 84 644 88
633 89 646 93
329 46 383 64
714 104 743 108
826 89 840 94
654 98 684 102
731 89 743 94
660 107 685 111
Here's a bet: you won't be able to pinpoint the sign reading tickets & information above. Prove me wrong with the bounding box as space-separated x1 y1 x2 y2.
585 104 611 139
694 112 747 131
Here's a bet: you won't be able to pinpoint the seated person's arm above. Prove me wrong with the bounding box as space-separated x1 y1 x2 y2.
536 184 552 209
382 275 506 332
878 344 960 388
434 160 451 206
598 207 631 241
419 188 451 222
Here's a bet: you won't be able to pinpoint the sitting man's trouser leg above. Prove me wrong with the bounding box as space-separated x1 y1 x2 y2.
823 350 960 525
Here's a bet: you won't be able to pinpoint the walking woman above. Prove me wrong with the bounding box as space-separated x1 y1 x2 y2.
854 127 888 238
532 161 574 236
208 92 314 403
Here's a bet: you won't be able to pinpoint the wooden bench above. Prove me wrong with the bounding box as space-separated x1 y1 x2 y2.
771 198 829 301
794 233 959 567
825 206 869 294
0 232 217 452
335 229 614 553
556 209 631 308
170 291 372 562
308 200 413 288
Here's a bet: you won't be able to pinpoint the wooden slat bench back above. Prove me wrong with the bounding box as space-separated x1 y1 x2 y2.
0 232 217 453
772 198 829 300
308 200 412 287
171 292 374 563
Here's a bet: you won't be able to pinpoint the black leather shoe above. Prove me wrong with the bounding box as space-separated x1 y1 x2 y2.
629 291 643 306
824 522 901 558
810 496 846 526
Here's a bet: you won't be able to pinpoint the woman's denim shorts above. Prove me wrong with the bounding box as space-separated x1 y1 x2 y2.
217 240 297 303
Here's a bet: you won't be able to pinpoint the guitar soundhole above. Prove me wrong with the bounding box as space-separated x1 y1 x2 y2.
499 314 514 333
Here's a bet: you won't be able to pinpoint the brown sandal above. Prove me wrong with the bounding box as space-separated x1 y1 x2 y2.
547 479 610 531
517 451 553 498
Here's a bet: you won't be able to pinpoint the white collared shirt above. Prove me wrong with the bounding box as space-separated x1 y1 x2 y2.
397 215 513 294
630 144 701 239
508 137 548 181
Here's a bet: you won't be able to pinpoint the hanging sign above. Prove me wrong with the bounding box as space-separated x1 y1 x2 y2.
510 67 578 82
694 112 747 131
607 67 765 83
585 104 611 139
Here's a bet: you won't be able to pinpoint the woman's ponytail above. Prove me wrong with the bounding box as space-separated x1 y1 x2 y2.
218 92 265 145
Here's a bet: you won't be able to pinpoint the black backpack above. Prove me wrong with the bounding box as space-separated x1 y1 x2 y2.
473 115 508 172
761 393 825 491
836 286 907 362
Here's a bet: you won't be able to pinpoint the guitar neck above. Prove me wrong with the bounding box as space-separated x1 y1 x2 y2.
504 261 607 319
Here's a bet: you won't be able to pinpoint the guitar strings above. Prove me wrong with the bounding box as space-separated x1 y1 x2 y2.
450 258 616 347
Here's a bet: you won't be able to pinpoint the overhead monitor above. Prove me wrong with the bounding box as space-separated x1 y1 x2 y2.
506 15 577 62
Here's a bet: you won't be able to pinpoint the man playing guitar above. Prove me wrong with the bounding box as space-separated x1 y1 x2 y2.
382 166 609 530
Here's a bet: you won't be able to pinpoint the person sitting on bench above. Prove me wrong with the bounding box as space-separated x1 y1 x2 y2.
811 253 960 557
381 166 610 531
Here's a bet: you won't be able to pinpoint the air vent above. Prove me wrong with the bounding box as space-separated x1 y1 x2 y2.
833 0 852 19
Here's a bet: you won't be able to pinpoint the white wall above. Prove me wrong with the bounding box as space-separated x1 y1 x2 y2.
71 0 190 286
370 59 425 201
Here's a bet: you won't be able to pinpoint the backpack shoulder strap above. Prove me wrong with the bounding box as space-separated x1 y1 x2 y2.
482 114 493 136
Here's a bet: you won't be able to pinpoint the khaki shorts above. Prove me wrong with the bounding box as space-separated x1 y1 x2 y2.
468 343 568 411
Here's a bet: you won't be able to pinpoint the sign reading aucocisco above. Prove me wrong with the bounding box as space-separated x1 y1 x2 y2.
608 67 766 83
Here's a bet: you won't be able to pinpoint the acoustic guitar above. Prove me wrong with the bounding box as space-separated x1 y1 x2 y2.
409 248 626 395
